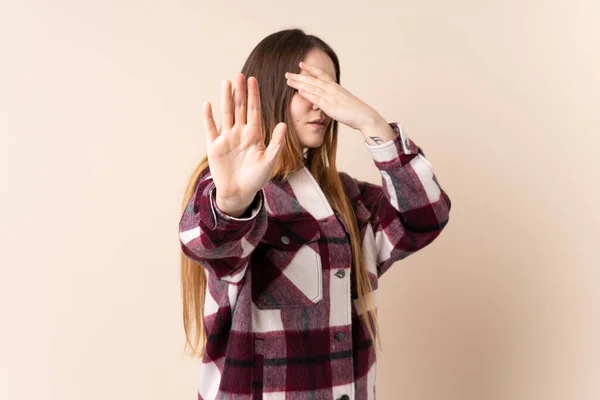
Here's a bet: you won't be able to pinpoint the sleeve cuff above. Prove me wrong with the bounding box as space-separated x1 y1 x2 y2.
364 122 420 165
209 185 264 225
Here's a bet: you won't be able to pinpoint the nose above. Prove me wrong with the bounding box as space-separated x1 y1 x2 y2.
311 102 320 110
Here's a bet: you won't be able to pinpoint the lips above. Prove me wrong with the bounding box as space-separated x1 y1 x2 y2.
309 118 327 127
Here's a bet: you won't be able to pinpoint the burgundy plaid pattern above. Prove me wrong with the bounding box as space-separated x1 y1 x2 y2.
179 123 451 399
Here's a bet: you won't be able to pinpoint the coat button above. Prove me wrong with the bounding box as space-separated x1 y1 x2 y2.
338 395 350 400
334 269 345 278
334 332 345 342
280 236 290 245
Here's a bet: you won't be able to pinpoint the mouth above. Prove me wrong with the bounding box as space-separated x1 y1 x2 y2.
308 118 328 128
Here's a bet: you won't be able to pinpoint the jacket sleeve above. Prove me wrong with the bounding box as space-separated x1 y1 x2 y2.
178 166 268 282
343 122 451 277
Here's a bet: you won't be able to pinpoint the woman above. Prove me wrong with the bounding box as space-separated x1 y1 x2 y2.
179 28 451 400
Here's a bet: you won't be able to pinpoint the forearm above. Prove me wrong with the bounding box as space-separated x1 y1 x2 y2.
179 177 267 281
364 122 451 228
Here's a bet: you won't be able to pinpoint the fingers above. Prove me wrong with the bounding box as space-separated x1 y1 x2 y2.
285 73 333 107
299 61 335 83
203 101 219 146
287 80 330 106
247 77 262 129
233 73 247 126
221 80 233 130
210 74 252 147
285 72 328 94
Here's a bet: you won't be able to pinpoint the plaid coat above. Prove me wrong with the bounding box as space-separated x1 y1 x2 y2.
179 123 451 400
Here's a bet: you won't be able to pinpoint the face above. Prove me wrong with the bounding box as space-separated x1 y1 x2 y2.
288 48 336 152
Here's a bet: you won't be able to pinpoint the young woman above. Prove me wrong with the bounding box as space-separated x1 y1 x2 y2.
179 28 451 400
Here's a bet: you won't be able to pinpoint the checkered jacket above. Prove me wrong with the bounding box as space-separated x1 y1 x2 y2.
179 123 451 399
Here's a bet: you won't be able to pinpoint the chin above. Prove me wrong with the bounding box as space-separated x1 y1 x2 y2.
298 130 326 150
301 137 325 148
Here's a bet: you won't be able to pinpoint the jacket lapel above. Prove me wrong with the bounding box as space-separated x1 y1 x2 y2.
263 166 335 222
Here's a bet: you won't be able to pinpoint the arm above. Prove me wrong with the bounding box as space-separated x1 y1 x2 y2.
284 63 450 275
345 122 451 277
179 167 268 282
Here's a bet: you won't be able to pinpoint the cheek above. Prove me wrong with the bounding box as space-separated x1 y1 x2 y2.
290 94 312 121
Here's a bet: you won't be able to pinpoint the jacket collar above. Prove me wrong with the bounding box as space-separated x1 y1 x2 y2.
263 166 335 222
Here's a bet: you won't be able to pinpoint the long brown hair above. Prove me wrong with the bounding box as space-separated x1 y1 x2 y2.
181 28 380 357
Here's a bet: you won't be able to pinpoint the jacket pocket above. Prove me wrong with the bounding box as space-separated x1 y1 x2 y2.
251 216 323 309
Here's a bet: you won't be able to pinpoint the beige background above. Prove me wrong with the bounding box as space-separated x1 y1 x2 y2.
1 0 599 399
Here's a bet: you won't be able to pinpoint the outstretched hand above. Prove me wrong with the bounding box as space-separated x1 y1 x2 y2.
203 73 287 211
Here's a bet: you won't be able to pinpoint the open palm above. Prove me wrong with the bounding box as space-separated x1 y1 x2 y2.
203 74 287 210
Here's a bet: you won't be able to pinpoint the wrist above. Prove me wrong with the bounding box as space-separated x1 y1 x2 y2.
357 110 385 132
358 115 397 146
215 193 255 218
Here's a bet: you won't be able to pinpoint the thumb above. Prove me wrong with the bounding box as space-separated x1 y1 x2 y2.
263 122 287 168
